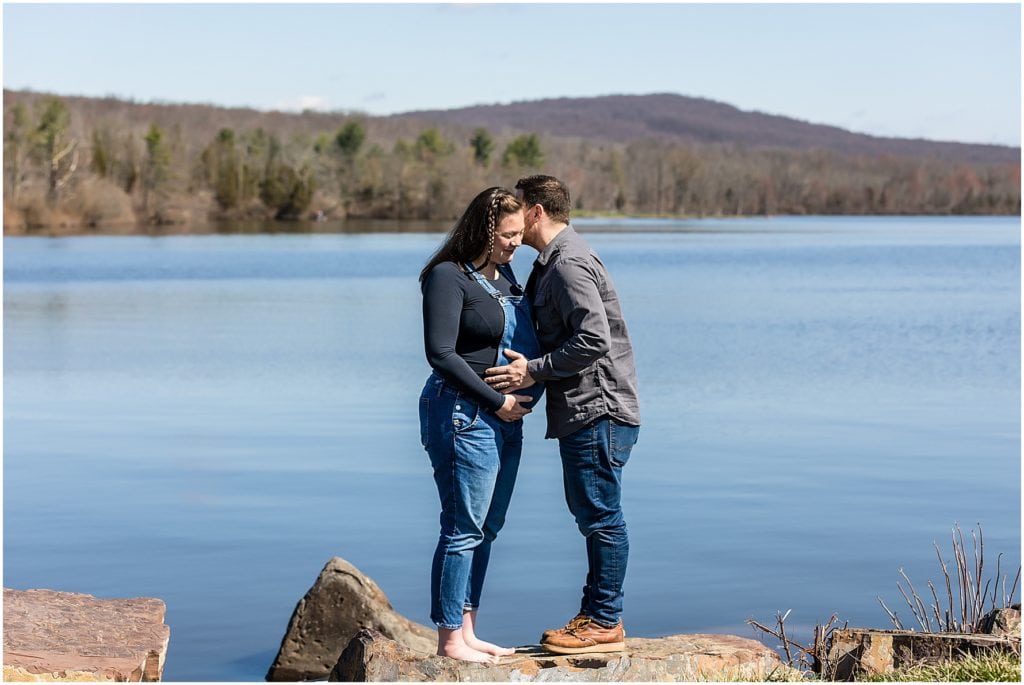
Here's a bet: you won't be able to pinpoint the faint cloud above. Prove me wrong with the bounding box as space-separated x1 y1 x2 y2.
435 4 517 18
364 92 388 103
276 95 331 112
438 4 496 11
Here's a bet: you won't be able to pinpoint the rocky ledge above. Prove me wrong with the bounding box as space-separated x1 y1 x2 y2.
824 605 1021 680
268 556 782 682
331 628 783 682
2 588 170 682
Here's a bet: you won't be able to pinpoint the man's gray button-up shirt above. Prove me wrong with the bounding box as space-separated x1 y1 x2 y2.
525 226 641 439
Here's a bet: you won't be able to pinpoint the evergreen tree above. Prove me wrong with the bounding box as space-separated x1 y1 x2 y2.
470 128 494 166
142 123 172 212
3 103 30 199
502 134 543 168
201 128 241 210
33 98 79 205
415 128 453 164
334 121 365 159
260 162 316 219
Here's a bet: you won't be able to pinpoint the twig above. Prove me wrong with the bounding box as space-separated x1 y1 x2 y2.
991 553 1004 611
954 523 972 629
927 580 944 630
899 568 932 631
1008 567 1020 605
747 616 813 662
777 610 793 665
882 524 1021 635
811 613 841 674
878 597 903 630
935 540 955 632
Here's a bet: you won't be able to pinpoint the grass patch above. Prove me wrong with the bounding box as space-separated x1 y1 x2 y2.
863 650 1021 682
698 664 808 681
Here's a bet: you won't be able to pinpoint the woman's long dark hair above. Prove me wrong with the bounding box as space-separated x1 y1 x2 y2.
419 187 522 287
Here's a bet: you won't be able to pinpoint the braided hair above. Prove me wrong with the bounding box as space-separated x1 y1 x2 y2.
419 187 522 286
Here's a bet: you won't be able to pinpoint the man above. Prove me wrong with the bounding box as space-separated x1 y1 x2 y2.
485 175 641 655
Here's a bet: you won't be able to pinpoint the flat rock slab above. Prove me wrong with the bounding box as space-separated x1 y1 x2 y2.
3 588 170 682
825 627 1020 680
330 628 783 681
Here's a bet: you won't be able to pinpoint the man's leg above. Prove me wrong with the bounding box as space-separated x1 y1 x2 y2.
543 418 638 654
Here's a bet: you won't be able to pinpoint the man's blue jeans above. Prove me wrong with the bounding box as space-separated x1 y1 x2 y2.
420 373 522 629
559 417 639 627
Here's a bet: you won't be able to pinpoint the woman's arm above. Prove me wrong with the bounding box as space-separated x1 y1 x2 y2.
422 265 507 411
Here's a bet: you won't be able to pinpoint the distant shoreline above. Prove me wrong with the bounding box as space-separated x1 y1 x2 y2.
5 90 1019 238
3 212 1019 239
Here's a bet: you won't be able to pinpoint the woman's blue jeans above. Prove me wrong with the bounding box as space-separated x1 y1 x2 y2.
420 373 522 629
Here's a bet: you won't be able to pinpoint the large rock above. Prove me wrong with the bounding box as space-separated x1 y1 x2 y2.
266 557 435 681
824 627 1020 680
2 588 170 682
329 628 784 682
978 604 1021 638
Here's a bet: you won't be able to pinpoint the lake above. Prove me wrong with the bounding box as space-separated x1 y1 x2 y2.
3 216 1020 681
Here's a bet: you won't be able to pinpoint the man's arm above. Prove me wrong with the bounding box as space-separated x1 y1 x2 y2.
485 258 609 390
527 258 610 381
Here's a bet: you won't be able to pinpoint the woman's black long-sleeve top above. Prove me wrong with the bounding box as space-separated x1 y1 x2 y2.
422 261 517 411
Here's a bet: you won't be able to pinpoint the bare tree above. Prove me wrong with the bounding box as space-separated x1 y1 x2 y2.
33 98 79 206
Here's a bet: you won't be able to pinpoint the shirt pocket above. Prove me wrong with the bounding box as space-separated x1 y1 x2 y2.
532 288 562 337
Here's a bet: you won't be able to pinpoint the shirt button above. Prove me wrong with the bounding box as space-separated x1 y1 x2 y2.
455 404 461 410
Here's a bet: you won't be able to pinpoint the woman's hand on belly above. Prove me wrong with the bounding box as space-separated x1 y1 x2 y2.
495 394 533 422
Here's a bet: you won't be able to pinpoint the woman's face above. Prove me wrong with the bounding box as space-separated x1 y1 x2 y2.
485 210 525 265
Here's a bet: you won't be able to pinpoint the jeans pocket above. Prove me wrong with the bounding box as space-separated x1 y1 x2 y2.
560 421 601 466
452 399 480 434
609 422 639 468
418 397 431 448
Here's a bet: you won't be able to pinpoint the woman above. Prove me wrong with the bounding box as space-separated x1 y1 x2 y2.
418 187 544 663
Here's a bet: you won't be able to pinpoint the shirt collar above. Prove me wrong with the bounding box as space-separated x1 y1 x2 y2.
534 224 574 267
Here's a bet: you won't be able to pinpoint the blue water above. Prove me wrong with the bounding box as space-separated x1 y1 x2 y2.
4 216 1020 681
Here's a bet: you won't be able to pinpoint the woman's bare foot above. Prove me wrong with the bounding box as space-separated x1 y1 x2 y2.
462 610 516 657
437 627 499 664
464 635 515 657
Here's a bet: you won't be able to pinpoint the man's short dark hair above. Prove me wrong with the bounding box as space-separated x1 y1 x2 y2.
515 175 571 224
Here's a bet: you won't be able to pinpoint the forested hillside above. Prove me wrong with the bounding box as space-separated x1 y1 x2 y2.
395 94 1019 164
4 89 1019 232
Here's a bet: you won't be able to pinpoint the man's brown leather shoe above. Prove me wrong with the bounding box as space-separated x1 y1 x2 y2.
540 613 589 642
540 617 626 654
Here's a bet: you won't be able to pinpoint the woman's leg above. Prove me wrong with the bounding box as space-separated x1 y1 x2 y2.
426 396 503 662
461 419 522 656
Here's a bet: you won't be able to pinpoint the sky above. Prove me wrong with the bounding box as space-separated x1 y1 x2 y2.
2 2 1021 146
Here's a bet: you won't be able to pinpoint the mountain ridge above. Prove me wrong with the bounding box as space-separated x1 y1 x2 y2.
6 88 1018 165
390 93 1019 164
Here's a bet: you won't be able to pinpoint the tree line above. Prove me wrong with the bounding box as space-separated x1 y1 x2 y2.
3 94 1019 231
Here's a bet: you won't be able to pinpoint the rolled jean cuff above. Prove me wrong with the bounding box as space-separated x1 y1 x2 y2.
590 615 619 628
464 603 479 612
435 620 462 630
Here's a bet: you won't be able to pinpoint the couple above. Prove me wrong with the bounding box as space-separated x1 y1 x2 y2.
418 175 641 663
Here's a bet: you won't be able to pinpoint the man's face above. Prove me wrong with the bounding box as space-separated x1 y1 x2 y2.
516 190 541 244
